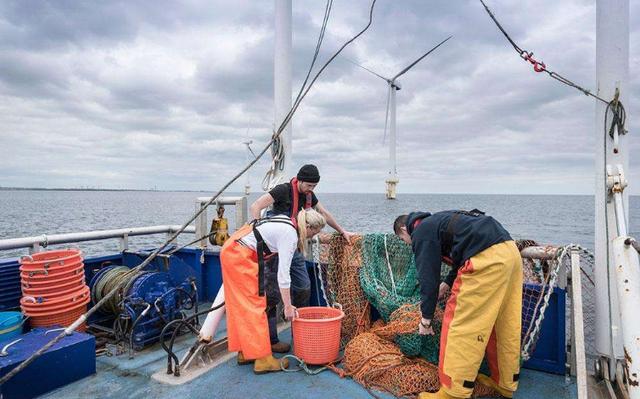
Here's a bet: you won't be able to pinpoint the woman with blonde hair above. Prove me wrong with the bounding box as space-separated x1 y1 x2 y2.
220 208 326 374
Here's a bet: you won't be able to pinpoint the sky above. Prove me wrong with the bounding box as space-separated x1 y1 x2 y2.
0 0 638 195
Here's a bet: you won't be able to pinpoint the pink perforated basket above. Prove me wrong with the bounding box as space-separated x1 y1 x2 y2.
292 304 344 365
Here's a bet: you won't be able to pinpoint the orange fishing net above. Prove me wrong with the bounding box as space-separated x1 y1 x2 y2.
342 303 497 398
324 235 371 347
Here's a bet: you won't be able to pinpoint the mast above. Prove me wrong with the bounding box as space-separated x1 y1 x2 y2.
594 0 640 390
273 0 293 186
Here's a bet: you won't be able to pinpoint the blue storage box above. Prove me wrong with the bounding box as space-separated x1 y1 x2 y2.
522 284 566 374
0 328 96 399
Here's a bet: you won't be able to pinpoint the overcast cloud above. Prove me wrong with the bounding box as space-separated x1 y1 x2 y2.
0 0 638 194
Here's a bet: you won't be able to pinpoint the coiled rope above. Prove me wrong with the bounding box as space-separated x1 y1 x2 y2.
91 266 137 315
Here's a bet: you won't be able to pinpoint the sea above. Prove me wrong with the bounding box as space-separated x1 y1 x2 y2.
1 189 639 259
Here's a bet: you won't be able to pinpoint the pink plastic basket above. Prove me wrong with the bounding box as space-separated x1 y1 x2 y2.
292 304 344 365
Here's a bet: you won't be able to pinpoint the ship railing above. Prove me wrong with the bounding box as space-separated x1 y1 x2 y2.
0 225 197 254
0 196 249 255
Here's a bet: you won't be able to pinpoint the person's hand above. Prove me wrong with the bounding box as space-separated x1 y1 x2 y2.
438 282 450 300
284 305 297 321
342 231 355 245
418 318 434 336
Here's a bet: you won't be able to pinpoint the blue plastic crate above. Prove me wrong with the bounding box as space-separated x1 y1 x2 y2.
0 327 96 399
522 284 566 375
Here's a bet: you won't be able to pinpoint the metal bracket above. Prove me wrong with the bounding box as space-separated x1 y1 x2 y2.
180 337 228 371
606 164 627 194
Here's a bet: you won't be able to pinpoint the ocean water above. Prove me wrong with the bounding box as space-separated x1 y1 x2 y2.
0 190 639 258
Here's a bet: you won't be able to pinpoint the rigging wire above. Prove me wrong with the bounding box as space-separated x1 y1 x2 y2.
0 0 378 387
478 0 610 104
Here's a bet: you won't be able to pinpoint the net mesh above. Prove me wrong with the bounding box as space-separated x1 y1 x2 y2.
315 234 593 397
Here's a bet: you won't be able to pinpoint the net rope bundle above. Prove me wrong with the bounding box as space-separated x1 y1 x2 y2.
315 234 596 397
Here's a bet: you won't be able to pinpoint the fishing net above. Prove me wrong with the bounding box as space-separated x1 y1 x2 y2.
359 234 420 321
316 234 589 398
324 235 371 347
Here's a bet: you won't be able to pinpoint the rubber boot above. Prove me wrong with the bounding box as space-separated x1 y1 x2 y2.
253 355 289 374
271 341 291 353
476 374 514 398
237 352 253 365
417 389 466 399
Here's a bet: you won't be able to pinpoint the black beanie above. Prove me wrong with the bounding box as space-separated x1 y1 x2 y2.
296 164 320 183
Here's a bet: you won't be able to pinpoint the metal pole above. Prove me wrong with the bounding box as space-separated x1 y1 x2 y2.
594 0 629 373
385 83 399 199
274 0 292 182
570 249 588 399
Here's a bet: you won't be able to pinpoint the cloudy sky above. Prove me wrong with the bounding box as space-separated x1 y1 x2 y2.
0 0 637 194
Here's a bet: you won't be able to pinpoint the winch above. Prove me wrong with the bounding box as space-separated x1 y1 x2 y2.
89 263 196 351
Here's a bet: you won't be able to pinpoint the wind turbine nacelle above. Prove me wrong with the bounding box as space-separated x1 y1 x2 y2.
392 81 402 90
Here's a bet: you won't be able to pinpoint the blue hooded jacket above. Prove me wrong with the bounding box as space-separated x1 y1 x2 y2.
405 210 512 319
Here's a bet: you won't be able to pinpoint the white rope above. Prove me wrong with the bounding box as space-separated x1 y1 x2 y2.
521 245 579 360
261 131 286 191
313 236 330 306
383 234 397 296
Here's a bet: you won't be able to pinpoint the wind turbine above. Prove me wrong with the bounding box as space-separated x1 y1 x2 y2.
349 36 451 199
242 135 255 195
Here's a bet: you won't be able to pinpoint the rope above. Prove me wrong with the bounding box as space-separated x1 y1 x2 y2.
382 235 397 296
280 354 344 376
91 266 137 315
313 236 331 306
604 95 627 141
166 231 216 256
521 245 576 361
478 0 610 104
0 1 378 386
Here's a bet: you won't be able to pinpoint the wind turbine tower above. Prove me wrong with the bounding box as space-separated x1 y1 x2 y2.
243 139 254 195
349 36 451 199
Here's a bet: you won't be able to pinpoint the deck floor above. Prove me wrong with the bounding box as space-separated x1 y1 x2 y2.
41 323 578 399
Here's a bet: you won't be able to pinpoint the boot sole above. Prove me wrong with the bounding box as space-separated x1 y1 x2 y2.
237 360 254 365
476 374 513 398
253 368 282 375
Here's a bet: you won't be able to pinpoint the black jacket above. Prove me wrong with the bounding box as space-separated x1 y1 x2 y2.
406 210 512 319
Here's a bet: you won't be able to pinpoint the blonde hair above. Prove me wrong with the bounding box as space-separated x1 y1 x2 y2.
296 208 326 251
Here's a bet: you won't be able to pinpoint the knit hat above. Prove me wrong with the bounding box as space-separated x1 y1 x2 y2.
296 164 320 183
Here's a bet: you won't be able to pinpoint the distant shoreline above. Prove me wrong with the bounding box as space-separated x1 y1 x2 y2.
0 187 200 193
1 187 631 196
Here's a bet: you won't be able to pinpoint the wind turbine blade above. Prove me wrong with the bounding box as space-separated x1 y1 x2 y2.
344 57 390 82
382 85 391 144
392 36 452 81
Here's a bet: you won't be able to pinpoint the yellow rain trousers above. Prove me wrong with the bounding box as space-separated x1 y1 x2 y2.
220 224 271 360
438 240 523 398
